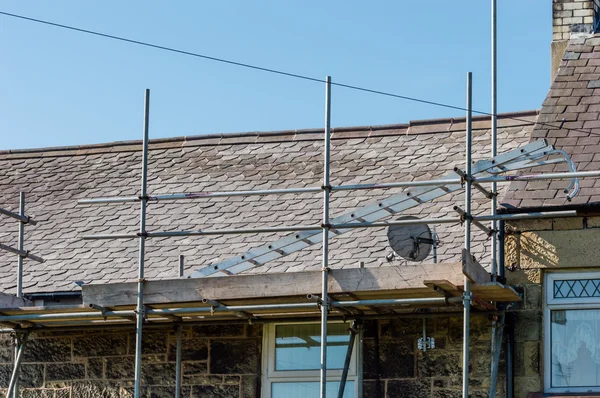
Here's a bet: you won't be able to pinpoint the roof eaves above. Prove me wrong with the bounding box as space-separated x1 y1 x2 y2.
499 201 600 215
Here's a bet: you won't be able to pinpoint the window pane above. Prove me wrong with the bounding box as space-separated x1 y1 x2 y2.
554 279 600 299
275 323 350 370
551 309 600 388
272 381 354 398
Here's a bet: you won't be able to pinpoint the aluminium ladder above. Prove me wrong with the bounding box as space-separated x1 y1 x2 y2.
191 139 576 277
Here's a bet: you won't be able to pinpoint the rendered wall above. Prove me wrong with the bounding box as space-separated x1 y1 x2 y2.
503 215 600 397
505 216 600 284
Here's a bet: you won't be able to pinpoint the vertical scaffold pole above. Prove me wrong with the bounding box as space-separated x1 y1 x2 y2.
320 75 332 398
357 324 364 398
16 192 25 298
337 320 358 398
134 89 151 398
178 254 185 278
489 312 505 397
432 225 438 264
490 0 498 281
490 4 500 395
14 192 25 398
462 72 473 398
7 334 27 398
175 255 184 398
175 324 183 398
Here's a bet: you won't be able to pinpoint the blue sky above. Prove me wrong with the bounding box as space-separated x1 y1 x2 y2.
0 1 551 150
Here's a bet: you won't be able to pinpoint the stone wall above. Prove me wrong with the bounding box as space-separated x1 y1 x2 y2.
511 284 543 398
0 324 261 398
362 316 503 398
0 310 545 398
360 290 544 398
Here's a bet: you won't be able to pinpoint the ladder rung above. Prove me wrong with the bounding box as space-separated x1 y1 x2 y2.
190 140 554 277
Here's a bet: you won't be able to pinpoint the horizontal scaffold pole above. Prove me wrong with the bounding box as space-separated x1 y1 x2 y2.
80 210 578 240
77 186 324 204
0 207 37 225
82 219 460 240
453 207 492 236
76 179 464 205
0 297 464 323
0 243 44 263
331 179 462 191
76 170 600 205
475 210 577 221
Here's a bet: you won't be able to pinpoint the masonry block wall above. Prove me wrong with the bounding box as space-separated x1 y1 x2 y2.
0 312 545 398
0 324 261 398
361 316 504 398
511 285 543 398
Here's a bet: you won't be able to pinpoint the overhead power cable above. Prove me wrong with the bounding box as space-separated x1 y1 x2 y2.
1 10 598 138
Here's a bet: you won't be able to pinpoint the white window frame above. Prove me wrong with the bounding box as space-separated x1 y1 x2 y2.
262 321 359 398
544 271 600 394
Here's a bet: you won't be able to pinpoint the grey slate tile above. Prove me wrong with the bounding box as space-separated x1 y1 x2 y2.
0 114 535 292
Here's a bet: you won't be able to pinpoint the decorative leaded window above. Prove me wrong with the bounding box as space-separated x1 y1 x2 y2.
545 272 600 394
553 278 600 299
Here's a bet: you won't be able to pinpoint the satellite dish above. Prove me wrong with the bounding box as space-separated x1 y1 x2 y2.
387 216 435 262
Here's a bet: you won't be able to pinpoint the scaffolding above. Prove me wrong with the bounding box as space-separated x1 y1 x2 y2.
2 80 600 398
0 193 45 284
0 193 44 398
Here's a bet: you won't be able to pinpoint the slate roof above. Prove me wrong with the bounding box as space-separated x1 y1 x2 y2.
503 34 600 208
0 112 536 293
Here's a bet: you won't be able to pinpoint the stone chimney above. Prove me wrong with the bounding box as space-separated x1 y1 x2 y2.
552 0 600 76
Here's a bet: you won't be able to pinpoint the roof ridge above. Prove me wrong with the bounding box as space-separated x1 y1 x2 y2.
0 110 539 159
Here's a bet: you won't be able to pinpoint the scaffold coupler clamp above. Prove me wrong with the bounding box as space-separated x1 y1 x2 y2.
349 319 361 334
14 330 29 347
491 313 505 327
324 298 331 313
462 290 472 305
134 301 148 321
318 294 330 313
459 212 472 226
